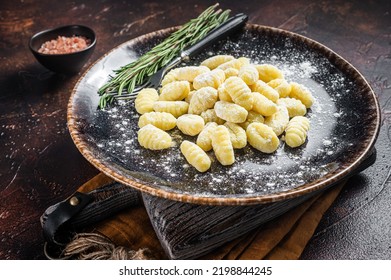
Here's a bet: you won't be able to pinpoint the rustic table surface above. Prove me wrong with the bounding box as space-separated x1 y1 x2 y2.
0 0 390 260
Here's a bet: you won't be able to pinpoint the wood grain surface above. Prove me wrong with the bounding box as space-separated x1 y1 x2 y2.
0 0 390 259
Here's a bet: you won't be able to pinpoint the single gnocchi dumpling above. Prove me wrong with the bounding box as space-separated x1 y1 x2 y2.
159 81 190 101
153 101 189 118
223 76 254 111
285 116 310 148
196 122 218 151
200 54 234 69
138 112 177 130
217 83 233 102
239 110 265 130
212 125 235 166
176 114 205 136
193 68 225 90
254 64 284 82
251 80 279 102
161 68 180 86
252 92 278 117
238 65 259 86
224 122 247 149
176 66 210 82
246 122 279 153
214 101 248 123
289 82 314 108
180 140 211 172
276 97 307 118
267 78 291 98
224 67 239 78
137 124 172 150
200 109 225 125
134 88 159 114
264 105 290 136
217 57 250 71
188 86 218 115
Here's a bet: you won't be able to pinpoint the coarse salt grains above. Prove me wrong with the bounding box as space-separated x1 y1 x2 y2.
38 35 90 54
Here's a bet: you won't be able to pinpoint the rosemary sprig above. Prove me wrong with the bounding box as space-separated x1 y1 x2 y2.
97 4 230 108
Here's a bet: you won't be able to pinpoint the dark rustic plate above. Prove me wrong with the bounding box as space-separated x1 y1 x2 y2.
67 24 380 206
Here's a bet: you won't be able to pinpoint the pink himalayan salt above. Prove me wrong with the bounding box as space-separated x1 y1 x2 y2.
38 35 90 54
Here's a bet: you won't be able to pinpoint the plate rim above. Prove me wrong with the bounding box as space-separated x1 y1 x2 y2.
67 23 381 206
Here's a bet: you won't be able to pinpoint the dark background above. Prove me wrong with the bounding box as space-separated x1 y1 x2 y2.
0 0 390 259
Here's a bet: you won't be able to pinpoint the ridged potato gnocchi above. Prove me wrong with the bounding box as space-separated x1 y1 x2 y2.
159 81 190 101
193 68 225 90
188 86 218 115
223 76 254 110
134 54 314 172
264 105 290 136
224 122 247 149
285 116 310 148
138 124 172 150
200 54 234 69
214 100 248 123
153 100 189 118
177 114 205 136
135 88 159 114
212 125 235 166
196 122 218 152
246 123 279 154
180 140 211 172
138 112 176 131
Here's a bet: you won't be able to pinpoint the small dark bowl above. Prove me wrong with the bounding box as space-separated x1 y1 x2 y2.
29 25 96 74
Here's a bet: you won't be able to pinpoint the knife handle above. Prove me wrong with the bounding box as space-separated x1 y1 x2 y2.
181 13 248 59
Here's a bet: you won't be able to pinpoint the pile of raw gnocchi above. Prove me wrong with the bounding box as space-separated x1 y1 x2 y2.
135 54 313 172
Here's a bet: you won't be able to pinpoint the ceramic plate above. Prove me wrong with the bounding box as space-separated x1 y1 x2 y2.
67 24 380 205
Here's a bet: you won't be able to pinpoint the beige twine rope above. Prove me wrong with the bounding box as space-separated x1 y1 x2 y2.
62 232 152 260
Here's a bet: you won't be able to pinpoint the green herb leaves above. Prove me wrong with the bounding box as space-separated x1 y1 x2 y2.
97 4 230 109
